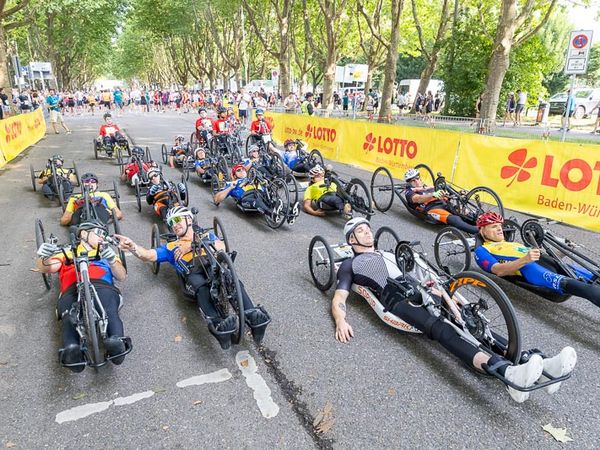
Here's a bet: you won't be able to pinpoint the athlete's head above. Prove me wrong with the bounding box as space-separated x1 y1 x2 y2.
166 206 194 236
81 172 98 192
175 135 185 144
77 219 108 247
217 106 227 118
51 154 64 167
103 112 112 123
131 146 145 158
477 211 505 242
198 107 207 117
404 168 423 187
255 108 264 118
309 164 325 181
231 163 246 180
284 139 295 150
195 148 206 160
148 167 161 185
344 217 373 249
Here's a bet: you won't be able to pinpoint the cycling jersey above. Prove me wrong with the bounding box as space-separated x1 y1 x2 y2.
195 158 209 169
155 233 218 275
250 119 271 134
303 181 338 202
222 179 260 201
65 192 116 213
213 119 229 134
336 251 401 296
39 167 71 179
195 117 214 130
99 124 121 137
49 245 119 294
125 161 152 179
404 186 445 212
283 150 300 170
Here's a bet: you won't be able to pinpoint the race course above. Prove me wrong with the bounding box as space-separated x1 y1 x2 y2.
1 113 600 449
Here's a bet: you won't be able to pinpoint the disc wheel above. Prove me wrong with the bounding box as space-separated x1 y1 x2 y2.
213 216 230 253
308 235 336 291
521 219 545 247
161 144 169 164
309 149 324 167
135 179 142 212
346 178 373 219
30 165 37 191
415 163 435 188
370 166 394 212
35 219 51 290
448 271 521 364
151 224 160 275
433 226 471 276
464 186 504 221
373 226 400 253
215 251 245 344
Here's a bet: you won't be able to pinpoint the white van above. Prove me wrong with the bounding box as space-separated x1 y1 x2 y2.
398 79 444 102
244 80 275 94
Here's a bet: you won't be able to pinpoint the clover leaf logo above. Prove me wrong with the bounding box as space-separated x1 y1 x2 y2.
305 124 313 139
501 148 537 187
363 133 376 151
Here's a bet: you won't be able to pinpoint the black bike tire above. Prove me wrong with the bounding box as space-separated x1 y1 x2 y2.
82 275 102 369
370 166 395 212
93 139 98 159
113 180 121 210
35 219 51 290
285 173 299 205
347 178 373 220
465 186 505 218
245 135 254 156
414 163 435 187
216 250 245 344
72 161 80 186
135 179 142 212
161 144 168 164
213 216 230 253
151 224 160 275
448 271 521 364
265 179 289 229
433 226 471 276
145 146 152 162
373 226 400 253
309 149 324 167
30 164 37 191
308 235 336 291
112 210 127 272
181 176 189 206
57 180 66 211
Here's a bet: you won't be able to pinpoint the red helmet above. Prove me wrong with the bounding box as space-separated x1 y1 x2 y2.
284 139 295 147
476 211 504 228
231 163 245 178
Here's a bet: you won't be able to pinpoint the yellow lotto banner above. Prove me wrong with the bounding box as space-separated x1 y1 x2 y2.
268 112 458 180
454 134 600 232
0 108 46 168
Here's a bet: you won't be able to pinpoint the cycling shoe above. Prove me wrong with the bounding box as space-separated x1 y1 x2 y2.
209 315 237 350
504 354 543 403
539 346 577 394
245 307 271 345
104 336 127 365
59 344 85 373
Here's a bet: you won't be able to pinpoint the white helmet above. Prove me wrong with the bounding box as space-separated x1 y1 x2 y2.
166 206 193 225
309 164 325 177
344 217 371 242
404 168 420 182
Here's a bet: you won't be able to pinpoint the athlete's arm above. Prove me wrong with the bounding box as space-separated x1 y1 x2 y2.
332 289 353 342
491 249 541 277
36 256 62 274
115 235 157 262
303 199 325 216
213 184 235 205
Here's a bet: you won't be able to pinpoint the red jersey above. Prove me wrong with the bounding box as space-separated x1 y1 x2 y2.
250 119 272 134
125 161 152 179
195 117 214 130
213 119 230 134
99 124 121 137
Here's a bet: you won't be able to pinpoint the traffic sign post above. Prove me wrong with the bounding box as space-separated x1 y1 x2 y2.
562 30 593 142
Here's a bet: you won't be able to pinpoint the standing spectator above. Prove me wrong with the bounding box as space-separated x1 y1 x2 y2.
283 92 298 112
100 89 112 110
475 93 483 118
333 91 340 110
0 88 9 119
425 91 434 115
366 94 375 120
502 92 516 126
301 93 315 116
238 88 252 125
560 89 576 132
46 88 71 134
590 98 600 134
515 89 527 125
397 91 406 112
342 91 349 115
434 92 441 111
254 92 267 110
31 90 41 110
113 87 124 116
18 89 32 114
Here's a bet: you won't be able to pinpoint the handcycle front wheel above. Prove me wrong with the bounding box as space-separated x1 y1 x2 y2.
81 277 102 370
464 186 505 219
447 271 521 364
213 216 230 253
264 178 289 229
134 179 142 212
35 219 51 290
161 144 169 164
215 250 245 345
415 163 435 188
30 164 37 191
346 178 373 220
370 166 395 212
113 180 121 210
433 226 472 276
145 146 152 162
151 224 160 275
93 139 99 159
309 149 324 167
373 226 400 253
308 235 336 291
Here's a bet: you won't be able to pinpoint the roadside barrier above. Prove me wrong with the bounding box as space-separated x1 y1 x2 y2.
0 108 46 169
268 111 600 232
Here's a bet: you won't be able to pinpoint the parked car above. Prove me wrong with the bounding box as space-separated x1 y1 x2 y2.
548 88 600 119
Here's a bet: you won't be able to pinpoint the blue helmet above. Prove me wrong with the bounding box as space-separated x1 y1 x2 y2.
255 108 264 115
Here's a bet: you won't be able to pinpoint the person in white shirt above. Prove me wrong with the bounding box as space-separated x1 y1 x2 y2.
515 89 527 126
237 88 252 125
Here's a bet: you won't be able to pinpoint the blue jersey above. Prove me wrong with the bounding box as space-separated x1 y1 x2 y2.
283 150 300 170
222 179 262 201
195 158 209 169
155 232 218 275
46 95 60 111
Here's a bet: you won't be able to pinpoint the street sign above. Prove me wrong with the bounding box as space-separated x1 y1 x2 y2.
565 30 593 74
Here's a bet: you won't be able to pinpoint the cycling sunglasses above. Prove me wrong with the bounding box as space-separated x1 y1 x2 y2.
168 216 187 227
82 178 98 183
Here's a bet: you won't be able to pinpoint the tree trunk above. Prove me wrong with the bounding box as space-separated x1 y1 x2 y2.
322 46 336 112
480 0 518 123
378 0 404 122
279 54 291 97
416 57 436 99
0 26 11 102
362 70 373 111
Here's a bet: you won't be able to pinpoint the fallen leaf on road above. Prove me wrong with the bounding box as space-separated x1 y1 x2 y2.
388 388 397 397
543 424 573 443
4 441 16 448
193 400 202 406
153 387 167 394
240 359 249 368
181 316 187 324
162 425 169 432
174 335 182 343
72 392 87 400
314 401 334 434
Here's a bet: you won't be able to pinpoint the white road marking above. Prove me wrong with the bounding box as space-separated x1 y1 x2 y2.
55 390 155 424
176 368 232 388
236 351 279 419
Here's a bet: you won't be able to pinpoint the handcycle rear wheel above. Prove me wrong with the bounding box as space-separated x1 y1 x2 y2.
35 219 51 290
415 163 435 188
215 251 245 345
151 224 160 275
213 216 230 253
448 271 521 364
373 226 400 253
370 166 395 212
308 235 336 291
434 226 471 276
346 178 373 219
30 164 37 191
161 144 168 164
465 186 504 219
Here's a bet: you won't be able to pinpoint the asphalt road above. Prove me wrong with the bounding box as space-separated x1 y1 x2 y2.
1 111 600 449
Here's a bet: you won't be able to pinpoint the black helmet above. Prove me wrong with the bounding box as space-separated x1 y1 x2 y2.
132 146 145 157
81 172 98 182
217 106 227 114
198 107 207 114
77 219 108 237
51 154 64 166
